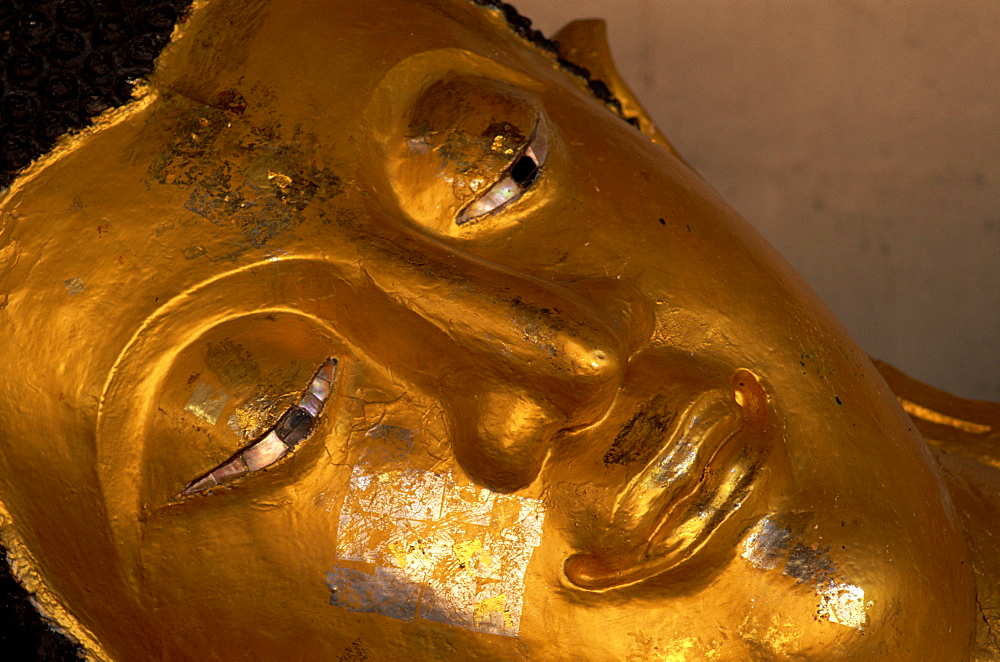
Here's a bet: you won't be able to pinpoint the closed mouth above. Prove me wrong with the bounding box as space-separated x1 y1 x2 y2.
564 368 771 590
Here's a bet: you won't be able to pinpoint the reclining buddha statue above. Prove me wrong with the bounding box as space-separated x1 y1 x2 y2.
0 0 997 659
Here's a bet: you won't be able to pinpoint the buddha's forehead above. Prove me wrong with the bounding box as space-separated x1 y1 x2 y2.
157 0 552 116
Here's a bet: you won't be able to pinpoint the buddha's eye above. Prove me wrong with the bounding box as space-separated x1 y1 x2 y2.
457 117 549 225
180 358 338 496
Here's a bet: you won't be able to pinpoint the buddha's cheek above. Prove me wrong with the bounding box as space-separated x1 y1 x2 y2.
138 484 349 657
138 454 550 660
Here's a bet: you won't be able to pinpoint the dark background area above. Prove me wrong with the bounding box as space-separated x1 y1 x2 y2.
0 0 190 189
0 550 80 660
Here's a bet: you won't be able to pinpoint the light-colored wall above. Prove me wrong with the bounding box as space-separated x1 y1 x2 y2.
512 0 999 401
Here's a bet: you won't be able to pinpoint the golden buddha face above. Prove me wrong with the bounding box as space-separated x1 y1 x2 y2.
0 0 977 659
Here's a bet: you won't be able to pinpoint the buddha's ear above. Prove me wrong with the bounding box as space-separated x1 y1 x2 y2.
553 19 683 160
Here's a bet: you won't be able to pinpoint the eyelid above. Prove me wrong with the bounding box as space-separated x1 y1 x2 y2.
457 116 549 225
180 358 338 497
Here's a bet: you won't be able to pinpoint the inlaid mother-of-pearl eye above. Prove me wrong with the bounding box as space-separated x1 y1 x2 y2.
180 358 338 496
457 117 549 225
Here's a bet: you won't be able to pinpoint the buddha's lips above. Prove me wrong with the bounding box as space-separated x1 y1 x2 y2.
565 370 769 590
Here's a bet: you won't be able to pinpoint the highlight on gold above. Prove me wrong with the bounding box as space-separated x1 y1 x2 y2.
0 0 997 660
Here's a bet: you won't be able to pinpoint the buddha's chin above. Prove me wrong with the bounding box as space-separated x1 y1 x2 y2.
562 367 776 591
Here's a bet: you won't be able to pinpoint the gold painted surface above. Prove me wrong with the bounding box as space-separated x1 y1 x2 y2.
874 358 1000 474
900 399 992 435
552 19 682 160
0 1 995 660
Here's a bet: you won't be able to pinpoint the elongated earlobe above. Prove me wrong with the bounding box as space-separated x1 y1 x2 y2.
554 19 685 161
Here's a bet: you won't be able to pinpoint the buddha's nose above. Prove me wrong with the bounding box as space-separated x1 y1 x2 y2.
357 240 654 492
